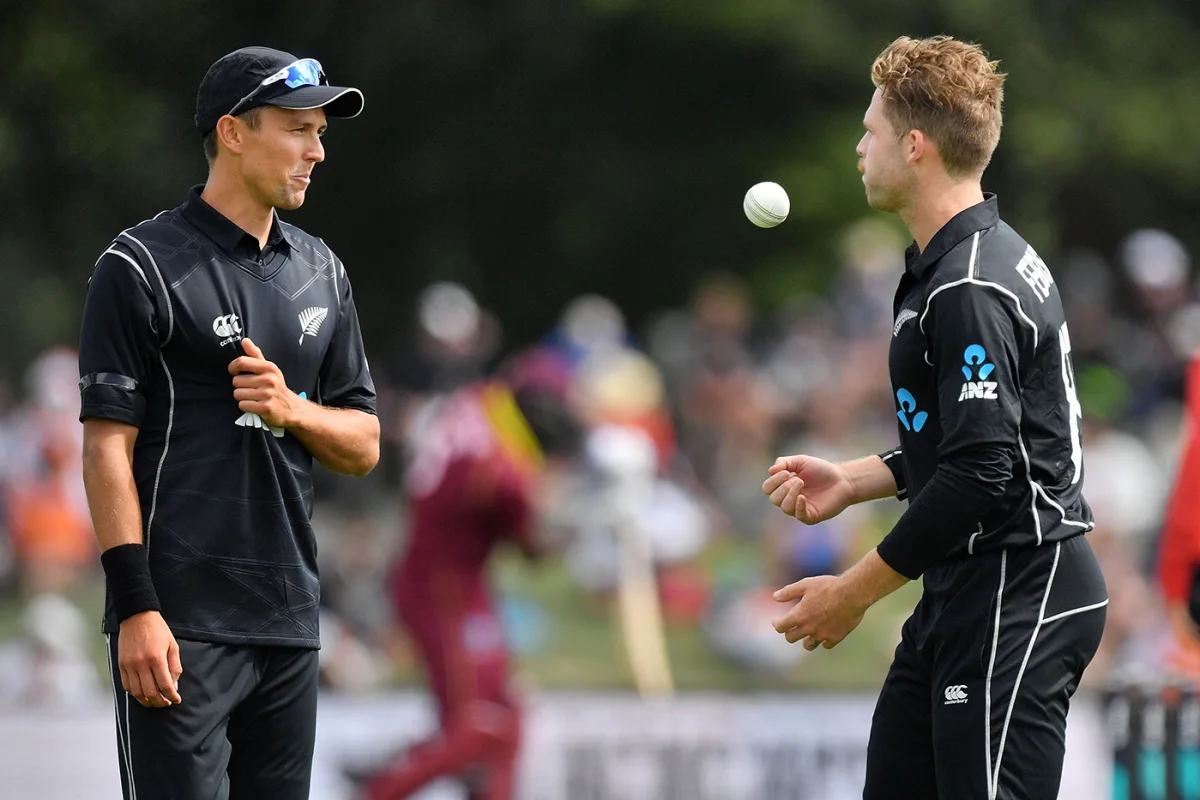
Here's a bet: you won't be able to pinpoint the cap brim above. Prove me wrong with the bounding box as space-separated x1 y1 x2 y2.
269 86 364 119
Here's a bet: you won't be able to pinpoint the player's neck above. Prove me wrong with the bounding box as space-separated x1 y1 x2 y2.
200 172 275 249
902 179 985 254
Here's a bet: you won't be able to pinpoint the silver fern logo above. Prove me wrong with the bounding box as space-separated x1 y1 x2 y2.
298 306 329 344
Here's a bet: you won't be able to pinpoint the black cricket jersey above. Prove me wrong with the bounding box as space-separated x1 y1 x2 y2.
876 195 1093 580
78 186 376 647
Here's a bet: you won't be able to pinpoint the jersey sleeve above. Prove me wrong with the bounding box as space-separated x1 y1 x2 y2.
876 447 907 500
488 467 535 547
317 255 377 414
78 245 160 427
877 283 1024 579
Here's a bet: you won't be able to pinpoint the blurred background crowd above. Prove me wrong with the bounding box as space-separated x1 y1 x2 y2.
2 0 1200 747
0 216 1196 709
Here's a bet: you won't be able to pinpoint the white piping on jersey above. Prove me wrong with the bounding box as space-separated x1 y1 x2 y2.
1040 598 1108 625
101 248 149 288
1031 482 1094 530
968 522 984 554
100 210 167 289
967 229 980 279
919 231 1040 366
118 232 176 552
143 355 176 553
125 691 137 799
990 542 1060 800
105 635 137 800
119 232 174 345
1017 434 1044 547
325 242 342 311
983 548 1007 799
918 227 1063 546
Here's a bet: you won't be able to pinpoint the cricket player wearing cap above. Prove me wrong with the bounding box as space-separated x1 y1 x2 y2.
78 46 378 798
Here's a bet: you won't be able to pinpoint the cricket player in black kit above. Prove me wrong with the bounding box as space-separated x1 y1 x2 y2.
78 47 379 799
763 36 1108 799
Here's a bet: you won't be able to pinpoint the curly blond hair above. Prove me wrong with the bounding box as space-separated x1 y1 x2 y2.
871 35 1006 178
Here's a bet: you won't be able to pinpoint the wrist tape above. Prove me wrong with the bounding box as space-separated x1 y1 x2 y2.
100 543 161 622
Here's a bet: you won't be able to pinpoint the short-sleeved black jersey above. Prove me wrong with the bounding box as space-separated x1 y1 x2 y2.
79 187 376 647
876 195 1093 580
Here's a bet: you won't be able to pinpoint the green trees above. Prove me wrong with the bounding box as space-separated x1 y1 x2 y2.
3 1 1199 374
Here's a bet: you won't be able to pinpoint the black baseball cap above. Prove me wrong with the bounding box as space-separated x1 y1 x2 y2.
195 46 364 136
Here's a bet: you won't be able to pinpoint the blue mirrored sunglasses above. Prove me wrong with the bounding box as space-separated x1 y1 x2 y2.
228 58 326 117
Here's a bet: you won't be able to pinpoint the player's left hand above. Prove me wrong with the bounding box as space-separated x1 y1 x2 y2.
228 338 304 430
771 575 868 651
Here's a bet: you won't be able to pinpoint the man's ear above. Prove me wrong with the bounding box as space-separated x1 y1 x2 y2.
906 129 928 166
215 115 246 157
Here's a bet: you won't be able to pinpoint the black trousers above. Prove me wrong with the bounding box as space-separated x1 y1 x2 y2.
105 635 319 800
863 535 1107 800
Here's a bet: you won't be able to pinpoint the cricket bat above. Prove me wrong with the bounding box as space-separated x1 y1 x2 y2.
588 424 675 698
614 498 674 698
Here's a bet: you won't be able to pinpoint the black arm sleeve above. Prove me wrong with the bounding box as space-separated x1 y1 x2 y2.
317 254 377 414
876 447 907 500
876 283 1025 579
78 246 160 427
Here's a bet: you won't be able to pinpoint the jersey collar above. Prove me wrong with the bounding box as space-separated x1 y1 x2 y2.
905 193 999 279
180 185 297 258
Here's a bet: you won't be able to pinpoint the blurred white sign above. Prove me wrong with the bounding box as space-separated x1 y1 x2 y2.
0 690 1108 799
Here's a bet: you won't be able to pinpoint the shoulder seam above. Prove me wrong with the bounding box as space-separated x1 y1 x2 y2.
96 245 149 289
919 233 1040 364
119 232 175 345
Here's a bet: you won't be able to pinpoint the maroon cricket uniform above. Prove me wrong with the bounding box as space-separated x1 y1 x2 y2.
372 384 539 800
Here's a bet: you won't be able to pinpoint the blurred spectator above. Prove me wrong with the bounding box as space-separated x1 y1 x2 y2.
0 592 100 708
830 217 906 342
674 276 778 534
317 515 397 694
1115 229 1192 417
1 347 93 596
763 386 887 588
1078 364 1167 567
6 427 94 595
379 282 504 491
546 294 631 367
557 424 712 599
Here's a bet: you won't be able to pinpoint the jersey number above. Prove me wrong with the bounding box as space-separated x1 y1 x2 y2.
1058 322 1083 485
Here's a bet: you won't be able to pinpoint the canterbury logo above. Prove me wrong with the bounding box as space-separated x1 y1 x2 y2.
298 306 328 344
212 313 242 339
944 685 968 704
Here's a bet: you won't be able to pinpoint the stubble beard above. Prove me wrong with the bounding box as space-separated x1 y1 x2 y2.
272 185 306 211
864 178 905 214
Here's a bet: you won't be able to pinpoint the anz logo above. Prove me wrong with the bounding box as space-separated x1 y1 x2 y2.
896 389 928 433
959 344 998 402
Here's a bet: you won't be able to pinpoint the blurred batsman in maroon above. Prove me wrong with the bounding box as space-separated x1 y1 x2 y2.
364 366 580 800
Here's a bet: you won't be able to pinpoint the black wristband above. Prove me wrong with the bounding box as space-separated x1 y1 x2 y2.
100 543 161 622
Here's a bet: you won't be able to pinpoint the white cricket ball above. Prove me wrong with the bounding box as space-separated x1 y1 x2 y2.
743 181 790 228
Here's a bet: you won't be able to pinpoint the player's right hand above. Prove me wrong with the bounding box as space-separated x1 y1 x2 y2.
118 611 183 708
762 455 856 525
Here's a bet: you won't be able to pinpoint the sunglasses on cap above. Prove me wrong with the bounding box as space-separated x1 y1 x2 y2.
227 58 326 119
